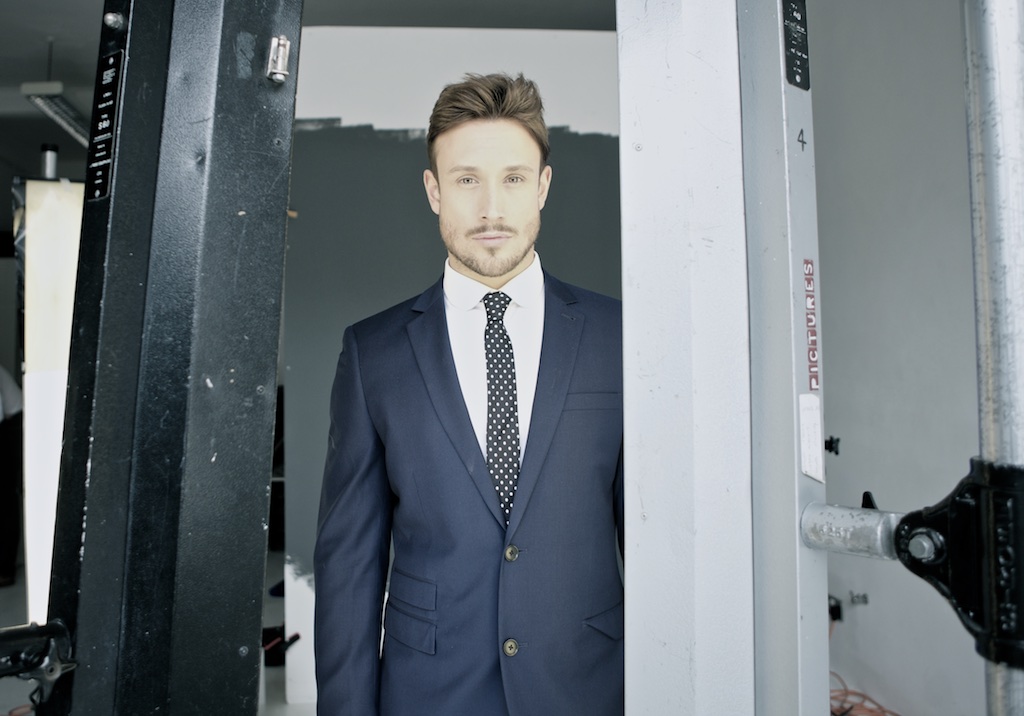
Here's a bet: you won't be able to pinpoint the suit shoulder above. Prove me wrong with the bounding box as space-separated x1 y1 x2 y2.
547 275 621 317
346 281 441 342
574 285 621 312
351 294 419 333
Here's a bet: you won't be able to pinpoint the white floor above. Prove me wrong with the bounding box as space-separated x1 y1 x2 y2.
260 550 316 716
0 549 314 715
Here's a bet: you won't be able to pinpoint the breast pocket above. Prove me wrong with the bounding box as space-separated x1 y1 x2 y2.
554 392 622 482
562 391 622 411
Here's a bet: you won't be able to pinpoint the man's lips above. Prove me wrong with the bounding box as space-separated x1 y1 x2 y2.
470 231 515 244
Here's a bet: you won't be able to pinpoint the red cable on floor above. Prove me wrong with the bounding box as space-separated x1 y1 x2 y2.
830 671 902 716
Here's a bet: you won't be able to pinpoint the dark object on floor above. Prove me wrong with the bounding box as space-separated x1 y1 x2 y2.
268 579 284 597
262 625 300 667
268 386 285 552
0 619 76 703
0 411 23 582
268 477 284 552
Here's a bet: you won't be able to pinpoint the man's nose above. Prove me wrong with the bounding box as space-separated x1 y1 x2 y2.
481 186 504 220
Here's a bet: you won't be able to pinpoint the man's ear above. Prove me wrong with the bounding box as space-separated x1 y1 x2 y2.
423 169 441 215
537 164 553 211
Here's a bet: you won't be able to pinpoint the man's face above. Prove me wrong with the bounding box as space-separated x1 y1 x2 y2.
424 119 552 289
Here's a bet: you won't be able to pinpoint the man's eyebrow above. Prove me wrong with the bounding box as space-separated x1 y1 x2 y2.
447 164 537 174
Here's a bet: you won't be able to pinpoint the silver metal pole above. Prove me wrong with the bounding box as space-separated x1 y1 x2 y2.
965 0 1024 465
40 144 58 180
963 0 1024 711
988 666 1024 716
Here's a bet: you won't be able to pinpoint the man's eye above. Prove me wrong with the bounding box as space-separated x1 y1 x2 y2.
457 177 477 185
506 176 524 184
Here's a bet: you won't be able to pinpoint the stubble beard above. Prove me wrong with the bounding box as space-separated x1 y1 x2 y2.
441 218 540 279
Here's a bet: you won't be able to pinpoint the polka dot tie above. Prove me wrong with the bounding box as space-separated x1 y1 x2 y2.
483 292 520 526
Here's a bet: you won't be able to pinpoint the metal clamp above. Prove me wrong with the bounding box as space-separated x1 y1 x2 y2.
803 459 1024 669
896 458 1024 668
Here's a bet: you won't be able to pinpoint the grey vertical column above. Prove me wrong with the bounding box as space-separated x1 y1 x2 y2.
963 0 1024 712
738 1 829 714
39 0 303 713
618 0 754 712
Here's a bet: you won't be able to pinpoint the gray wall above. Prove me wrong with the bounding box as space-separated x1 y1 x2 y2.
282 125 620 579
811 0 985 712
0 258 18 376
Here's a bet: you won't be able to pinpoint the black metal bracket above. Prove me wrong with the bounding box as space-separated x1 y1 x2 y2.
0 620 76 704
896 458 1024 667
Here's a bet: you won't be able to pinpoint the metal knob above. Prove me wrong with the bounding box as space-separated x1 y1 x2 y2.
267 36 291 84
103 12 126 30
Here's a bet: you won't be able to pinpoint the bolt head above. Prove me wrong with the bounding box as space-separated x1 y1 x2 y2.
908 532 937 561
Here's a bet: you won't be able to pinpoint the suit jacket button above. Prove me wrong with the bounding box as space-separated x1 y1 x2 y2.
503 639 519 657
504 545 520 562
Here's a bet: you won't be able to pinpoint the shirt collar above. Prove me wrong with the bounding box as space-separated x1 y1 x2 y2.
443 252 544 311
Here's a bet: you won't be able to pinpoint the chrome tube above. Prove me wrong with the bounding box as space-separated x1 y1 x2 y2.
963 0 1024 712
965 0 1024 467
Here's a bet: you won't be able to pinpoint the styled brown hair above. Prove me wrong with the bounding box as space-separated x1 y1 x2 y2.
427 73 550 174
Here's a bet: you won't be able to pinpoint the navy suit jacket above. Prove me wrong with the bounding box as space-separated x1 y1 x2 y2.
314 271 624 716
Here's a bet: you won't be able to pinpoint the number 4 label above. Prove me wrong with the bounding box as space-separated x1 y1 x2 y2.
797 129 807 151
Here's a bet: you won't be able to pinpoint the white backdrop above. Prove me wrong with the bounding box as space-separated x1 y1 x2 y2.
21 179 83 625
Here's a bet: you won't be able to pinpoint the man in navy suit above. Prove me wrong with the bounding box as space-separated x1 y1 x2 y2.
314 73 623 716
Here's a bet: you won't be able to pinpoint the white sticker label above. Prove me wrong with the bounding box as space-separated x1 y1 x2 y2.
799 393 824 482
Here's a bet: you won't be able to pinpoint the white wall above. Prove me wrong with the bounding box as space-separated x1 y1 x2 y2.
297 27 618 135
811 0 986 713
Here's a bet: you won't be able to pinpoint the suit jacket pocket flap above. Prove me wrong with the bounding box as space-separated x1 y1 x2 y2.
388 568 437 610
583 600 624 640
563 392 622 411
384 603 436 655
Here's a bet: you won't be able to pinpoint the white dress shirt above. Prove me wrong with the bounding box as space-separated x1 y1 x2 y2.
443 253 546 460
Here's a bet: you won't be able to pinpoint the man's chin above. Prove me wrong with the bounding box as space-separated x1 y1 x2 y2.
454 248 534 280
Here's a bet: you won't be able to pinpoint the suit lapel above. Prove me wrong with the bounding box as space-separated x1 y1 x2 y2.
406 279 505 526
507 275 583 536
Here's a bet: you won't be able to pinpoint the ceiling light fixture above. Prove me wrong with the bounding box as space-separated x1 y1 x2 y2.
21 81 90 148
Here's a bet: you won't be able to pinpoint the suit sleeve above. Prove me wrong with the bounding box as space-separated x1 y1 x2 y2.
314 326 393 716
612 301 625 560
614 441 624 559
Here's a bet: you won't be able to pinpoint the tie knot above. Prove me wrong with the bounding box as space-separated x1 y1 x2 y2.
483 292 512 323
